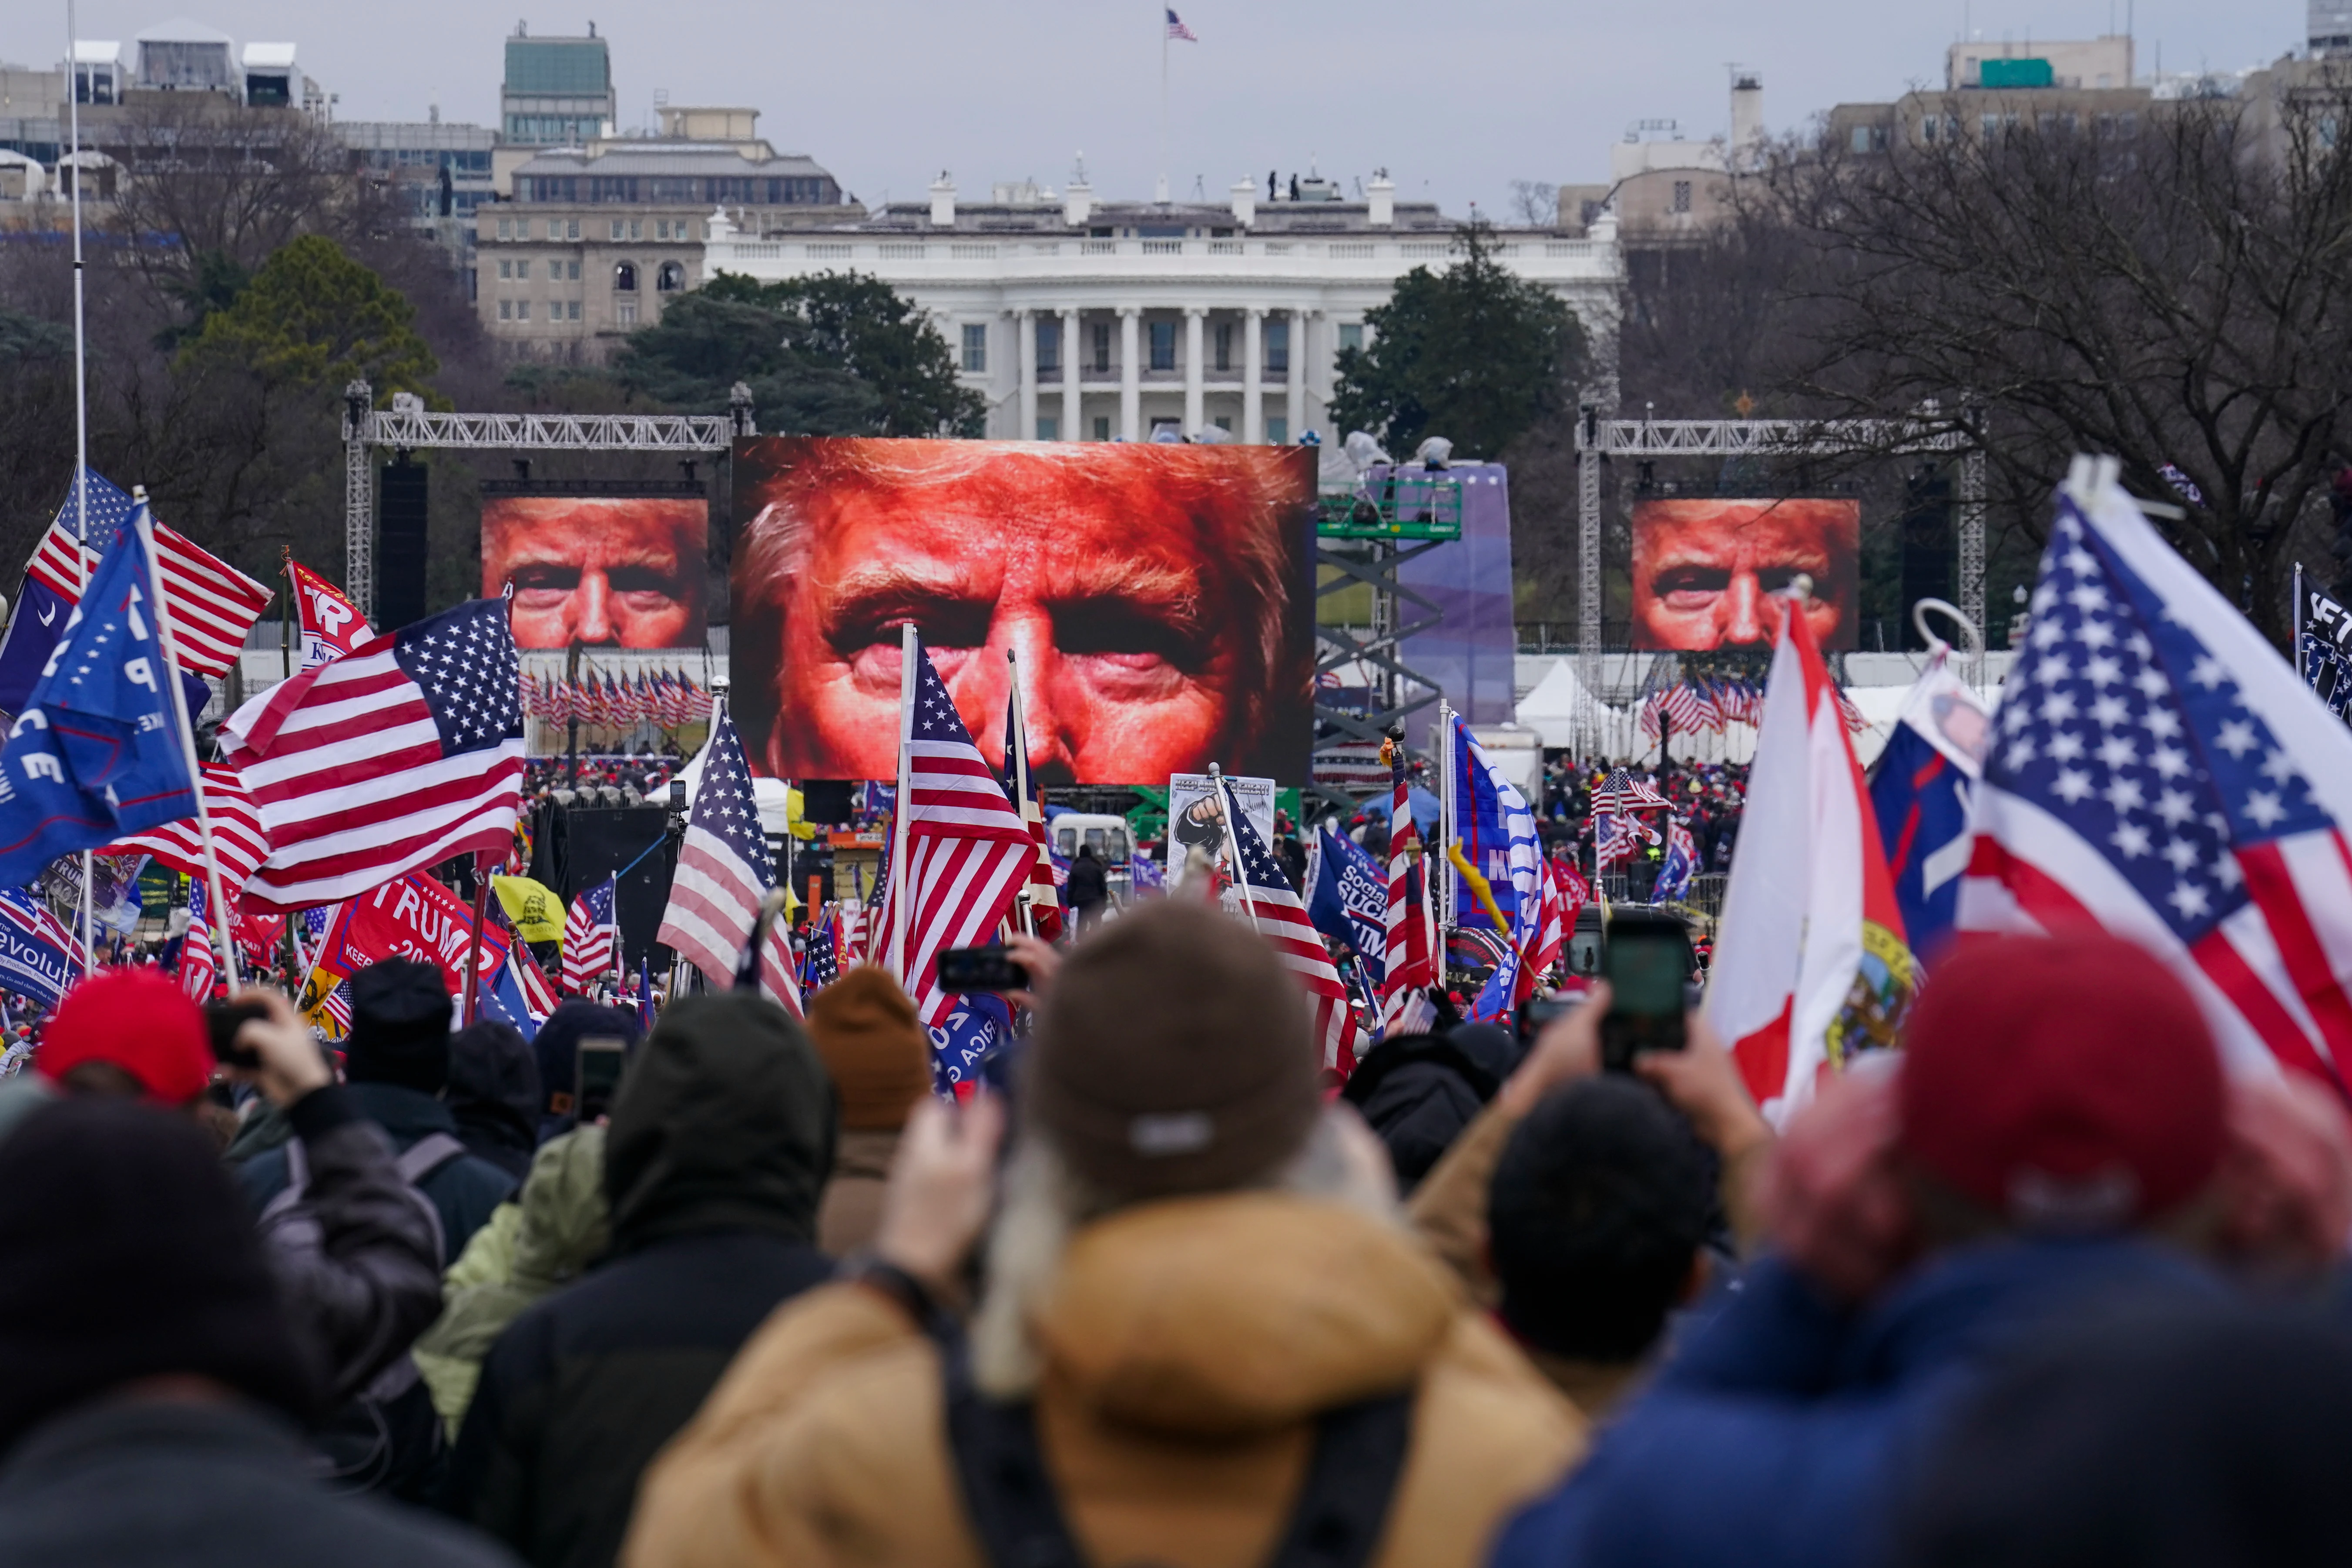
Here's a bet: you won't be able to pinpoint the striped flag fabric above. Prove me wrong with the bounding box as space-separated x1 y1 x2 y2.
102 763 270 897
875 636 1033 1027
1002 691 1064 940
1961 457 2352 1104
0 889 84 1006
221 598 525 913
511 937 560 1019
653 707 801 1015
561 874 618 995
1165 7 1199 40
31 506 272 679
1591 766 1673 814
1221 775 1356 1072
1692 679 1726 735
1663 681 1703 733
1378 743 1437 1035
179 880 218 1001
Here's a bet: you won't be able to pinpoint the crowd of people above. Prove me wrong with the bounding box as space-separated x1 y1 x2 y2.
0 896 2345 1566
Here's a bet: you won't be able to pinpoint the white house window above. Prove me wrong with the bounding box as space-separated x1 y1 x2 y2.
566 260 580 281
1267 416 1288 444
656 262 685 292
1338 323 1364 354
1265 320 1289 375
496 217 513 240
1036 414 1059 441
962 323 988 373
1215 322 1233 371
1036 318 1060 374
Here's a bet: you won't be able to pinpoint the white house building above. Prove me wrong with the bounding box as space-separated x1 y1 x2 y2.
701 174 1621 445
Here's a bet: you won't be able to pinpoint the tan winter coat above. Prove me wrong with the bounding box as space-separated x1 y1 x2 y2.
814 1127 898 1257
622 1191 1586 1568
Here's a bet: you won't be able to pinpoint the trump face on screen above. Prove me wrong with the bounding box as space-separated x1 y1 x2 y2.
731 439 1315 786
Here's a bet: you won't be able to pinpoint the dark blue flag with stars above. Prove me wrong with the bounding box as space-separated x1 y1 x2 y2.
0 472 138 716
802 923 838 992
0 510 195 889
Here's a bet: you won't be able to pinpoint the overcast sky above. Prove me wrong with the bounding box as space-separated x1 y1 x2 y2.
20 0 2307 216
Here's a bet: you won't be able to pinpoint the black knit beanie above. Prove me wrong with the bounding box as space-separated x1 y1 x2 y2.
0 1098 320 1454
343 958 454 1093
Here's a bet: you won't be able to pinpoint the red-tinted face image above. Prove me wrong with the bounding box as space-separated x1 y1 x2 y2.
482 497 708 649
732 439 1315 785
1629 497 1860 651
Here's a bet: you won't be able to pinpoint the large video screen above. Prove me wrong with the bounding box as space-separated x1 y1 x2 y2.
1629 497 1861 651
731 437 1319 786
481 495 709 649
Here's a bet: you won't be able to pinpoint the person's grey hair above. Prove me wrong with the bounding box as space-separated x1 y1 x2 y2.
733 441 1305 775
968 1106 1398 1398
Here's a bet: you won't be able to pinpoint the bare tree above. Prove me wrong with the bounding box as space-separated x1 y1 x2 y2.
1507 179 1560 228
1765 81 2352 639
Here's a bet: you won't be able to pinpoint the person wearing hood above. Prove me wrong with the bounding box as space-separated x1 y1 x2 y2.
440 992 836 1568
446 1022 543 1182
530 1001 642 1142
238 960 519 1258
623 899 1583 1568
1341 1021 1517 1194
804 966 932 1255
416 1126 610 1437
0 1097 514 1568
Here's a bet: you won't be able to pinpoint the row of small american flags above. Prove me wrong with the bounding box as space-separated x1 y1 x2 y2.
1637 675 1867 738
522 670 713 731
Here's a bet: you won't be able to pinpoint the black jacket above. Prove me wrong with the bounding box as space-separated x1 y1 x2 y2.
440 993 838 1568
1065 852 1109 907
1342 1032 1501 1193
0 1398 514 1568
240 1082 518 1260
262 1085 448 1408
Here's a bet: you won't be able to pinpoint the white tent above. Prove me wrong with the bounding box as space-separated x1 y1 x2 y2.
1514 659 1605 748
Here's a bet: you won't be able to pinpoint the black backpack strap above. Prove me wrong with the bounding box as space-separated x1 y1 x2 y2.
940 1336 1087 1568
941 1327 1415 1568
1262 1390 1415 1568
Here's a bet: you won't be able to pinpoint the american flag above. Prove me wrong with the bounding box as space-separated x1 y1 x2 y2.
1165 7 1198 40
875 636 1033 1027
321 979 353 1037
1691 679 1726 735
1663 681 1704 733
1961 460 2352 1100
1378 745 1437 1034
30 480 272 678
1594 811 1653 872
1222 776 1356 1071
654 708 801 1015
512 937 559 1018
802 922 839 991
102 763 270 897
222 598 525 913
1591 767 1672 814
179 880 217 1001
562 874 618 995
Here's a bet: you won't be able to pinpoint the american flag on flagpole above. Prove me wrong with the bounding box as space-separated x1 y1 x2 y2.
101 762 270 897
30 485 272 678
561 874 618 995
512 938 560 1019
1221 776 1357 1072
1960 457 2352 1101
802 920 839 993
179 880 217 1001
1002 681 1064 940
1378 743 1437 1035
1165 7 1198 40
1591 767 1673 814
876 635 1033 1027
221 598 526 913
654 707 802 1016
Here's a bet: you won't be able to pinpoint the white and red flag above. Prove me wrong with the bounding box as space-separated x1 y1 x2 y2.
221 598 525 913
101 762 270 898
1706 590 1915 1124
561 874 618 996
1959 457 2352 1100
31 512 272 678
1377 745 1437 1035
288 558 373 670
654 708 800 1016
876 633 1033 1027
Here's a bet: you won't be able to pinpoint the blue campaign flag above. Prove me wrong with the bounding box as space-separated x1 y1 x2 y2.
1308 824 1388 985
1867 655 1990 962
0 511 195 888
0 890 83 1005
478 958 542 1041
1452 718 1547 1024
929 989 1012 1091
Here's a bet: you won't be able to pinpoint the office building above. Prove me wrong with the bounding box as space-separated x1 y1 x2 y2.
500 24 613 146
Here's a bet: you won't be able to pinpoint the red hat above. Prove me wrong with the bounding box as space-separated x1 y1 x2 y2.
1899 930 2225 1230
37 970 212 1105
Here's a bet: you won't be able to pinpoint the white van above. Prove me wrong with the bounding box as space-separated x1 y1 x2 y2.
1049 813 1135 904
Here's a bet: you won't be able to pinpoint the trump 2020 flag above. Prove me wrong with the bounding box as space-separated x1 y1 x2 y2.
0 510 196 889
1308 823 1388 985
1961 457 2352 1097
0 889 84 1005
1867 648 1991 960
1707 592 1916 1124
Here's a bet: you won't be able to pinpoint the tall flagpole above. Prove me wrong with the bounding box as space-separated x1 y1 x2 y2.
1157 3 1170 204
889 623 916 984
1006 648 1037 937
132 496 240 990
1211 764 1259 933
66 0 96 974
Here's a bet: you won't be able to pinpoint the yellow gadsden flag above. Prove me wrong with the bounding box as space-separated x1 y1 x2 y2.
491 875 564 946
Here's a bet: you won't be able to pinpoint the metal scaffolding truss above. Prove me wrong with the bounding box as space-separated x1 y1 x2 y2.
1574 409 1986 753
340 379 755 619
1313 538 1451 752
